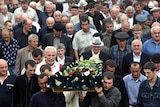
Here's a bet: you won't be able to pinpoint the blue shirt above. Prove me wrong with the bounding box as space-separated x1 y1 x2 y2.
123 74 147 105
0 38 20 66
142 38 160 55
137 76 160 107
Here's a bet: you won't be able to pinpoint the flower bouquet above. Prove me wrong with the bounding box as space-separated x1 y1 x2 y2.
49 56 103 90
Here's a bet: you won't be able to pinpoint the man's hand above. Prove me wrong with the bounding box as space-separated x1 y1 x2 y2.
94 86 103 97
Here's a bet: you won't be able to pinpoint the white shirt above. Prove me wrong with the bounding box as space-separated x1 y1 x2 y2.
57 56 65 65
133 52 141 63
51 61 60 75
128 17 134 29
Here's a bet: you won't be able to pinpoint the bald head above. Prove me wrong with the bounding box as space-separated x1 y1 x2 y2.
46 17 55 29
151 22 160 27
0 59 8 76
66 23 74 34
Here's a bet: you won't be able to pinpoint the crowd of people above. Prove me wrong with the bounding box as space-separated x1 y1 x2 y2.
0 0 160 107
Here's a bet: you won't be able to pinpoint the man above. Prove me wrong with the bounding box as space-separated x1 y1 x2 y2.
0 28 20 73
0 4 13 30
136 62 160 107
36 0 46 12
151 53 160 77
143 26 160 55
104 59 129 107
15 34 39 75
123 62 146 107
0 59 17 107
54 10 62 23
72 15 98 60
14 18 37 48
12 0 38 24
125 6 135 29
150 7 160 23
110 32 132 74
80 72 121 107
81 36 111 64
30 73 66 107
65 22 75 41
12 60 40 107
44 23 73 58
122 39 150 76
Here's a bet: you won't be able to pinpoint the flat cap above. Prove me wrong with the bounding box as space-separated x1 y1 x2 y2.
151 53 160 63
53 23 64 31
114 32 129 40
135 14 147 23
150 7 160 12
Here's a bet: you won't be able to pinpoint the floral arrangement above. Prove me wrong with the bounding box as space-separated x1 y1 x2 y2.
63 56 103 77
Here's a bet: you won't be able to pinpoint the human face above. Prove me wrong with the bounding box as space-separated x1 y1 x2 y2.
71 8 78 16
42 69 52 76
2 30 11 42
26 65 36 78
53 29 62 37
45 49 56 66
92 46 101 54
66 23 74 35
102 5 109 14
61 17 69 26
24 20 32 32
126 10 134 18
132 40 142 55
144 69 156 81
12 1 19 9
133 30 142 39
130 64 141 80
46 19 54 29
15 14 22 24
105 65 115 73
28 38 38 49
134 5 142 13
0 60 8 76
33 55 43 64
1 6 7 15
78 9 85 15
116 39 126 48
110 9 118 20
152 28 160 42
81 21 90 33
88 8 95 16
122 24 130 32
57 48 65 58
152 11 160 19
5 22 13 30
38 76 48 92
154 63 160 71
21 2 28 11
46 5 53 14
102 76 113 91
54 11 62 22
105 23 113 34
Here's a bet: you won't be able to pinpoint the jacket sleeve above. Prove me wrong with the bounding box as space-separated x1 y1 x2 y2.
136 84 143 107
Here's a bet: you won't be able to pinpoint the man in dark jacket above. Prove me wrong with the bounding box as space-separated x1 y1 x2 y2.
12 60 40 107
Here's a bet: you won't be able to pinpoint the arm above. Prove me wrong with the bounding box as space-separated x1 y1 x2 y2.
15 50 21 75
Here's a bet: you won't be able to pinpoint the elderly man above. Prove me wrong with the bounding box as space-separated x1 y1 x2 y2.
81 36 111 63
0 59 17 107
80 72 121 107
122 39 150 76
142 26 160 55
110 32 132 75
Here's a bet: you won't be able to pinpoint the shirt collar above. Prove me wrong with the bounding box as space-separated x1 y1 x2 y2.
133 52 142 57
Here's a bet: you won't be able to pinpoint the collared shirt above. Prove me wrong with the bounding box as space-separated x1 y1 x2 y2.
2 14 8 22
72 28 98 55
57 56 65 65
123 74 147 105
91 50 100 59
133 52 141 63
51 61 60 75
142 38 160 55
128 17 134 28
0 38 20 66
110 44 132 69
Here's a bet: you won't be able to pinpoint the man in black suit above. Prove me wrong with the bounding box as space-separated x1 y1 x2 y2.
81 36 111 63
43 23 74 58
122 39 150 76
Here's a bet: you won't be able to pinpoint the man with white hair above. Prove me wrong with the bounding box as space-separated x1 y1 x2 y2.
142 26 160 55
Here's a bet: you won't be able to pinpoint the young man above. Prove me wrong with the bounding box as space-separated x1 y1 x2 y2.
137 62 160 107
30 73 66 107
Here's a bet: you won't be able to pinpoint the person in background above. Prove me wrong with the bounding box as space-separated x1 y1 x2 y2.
40 64 52 76
0 59 17 107
151 53 160 77
123 62 146 107
12 60 40 107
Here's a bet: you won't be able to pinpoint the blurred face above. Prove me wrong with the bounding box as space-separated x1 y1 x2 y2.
46 19 54 29
66 24 74 34
126 10 134 18
130 64 141 79
46 5 53 14
92 46 101 54
0 60 8 76
21 2 28 11
102 5 109 14
54 11 62 22
102 76 113 91
88 8 95 16
26 65 36 78
1 6 7 15
71 8 78 16
33 55 43 64
53 29 62 37
122 24 130 32
134 5 142 13
42 69 52 76
12 1 19 9
116 39 126 48
61 17 69 26
16 15 22 24
154 63 160 71
81 21 90 33
105 65 115 73
2 30 11 42
144 69 156 81
152 28 160 42
28 38 38 49
38 76 48 92
57 48 65 58
132 40 142 55
40 0 45 5
110 9 118 20
152 11 160 19
24 20 32 32
78 8 85 15
5 22 13 30
105 23 113 34
45 49 56 66
133 30 142 39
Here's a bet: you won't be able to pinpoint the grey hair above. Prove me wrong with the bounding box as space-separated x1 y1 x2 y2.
28 34 39 41
45 1 54 7
44 46 57 54
151 26 160 34
57 43 66 50
125 6 134 12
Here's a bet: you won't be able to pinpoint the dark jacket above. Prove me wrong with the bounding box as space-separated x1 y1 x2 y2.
80 86 121 107
12 74 40 107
